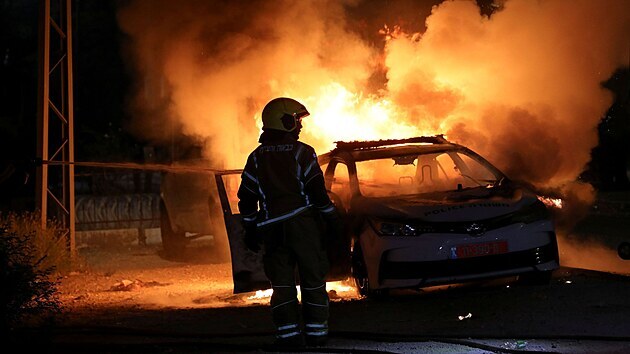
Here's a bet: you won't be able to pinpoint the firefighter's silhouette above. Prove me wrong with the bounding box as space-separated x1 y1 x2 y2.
237 97 341 348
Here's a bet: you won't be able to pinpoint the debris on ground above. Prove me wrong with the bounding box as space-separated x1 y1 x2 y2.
109 279 170 291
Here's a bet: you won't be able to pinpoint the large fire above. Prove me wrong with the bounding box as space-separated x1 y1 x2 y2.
118 0 628 200
118 0 628 193
255 82 435 153
117 0 630 278
285 84 426 153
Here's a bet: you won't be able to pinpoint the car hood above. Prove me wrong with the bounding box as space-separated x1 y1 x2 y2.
351 185 539 222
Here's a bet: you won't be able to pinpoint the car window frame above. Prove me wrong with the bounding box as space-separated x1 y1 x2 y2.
337 146 506 198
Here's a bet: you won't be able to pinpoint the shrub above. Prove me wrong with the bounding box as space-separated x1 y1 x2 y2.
0 211 69 331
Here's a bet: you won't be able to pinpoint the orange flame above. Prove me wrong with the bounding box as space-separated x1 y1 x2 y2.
245 281 359 303
254 83 437 154
538 196 563 209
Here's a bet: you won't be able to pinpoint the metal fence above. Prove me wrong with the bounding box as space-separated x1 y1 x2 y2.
74 169 162 233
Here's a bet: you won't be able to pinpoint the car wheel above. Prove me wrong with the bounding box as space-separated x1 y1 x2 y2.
351 245 369 296
159 200 187 259
352 244 389 299
517 270 553 286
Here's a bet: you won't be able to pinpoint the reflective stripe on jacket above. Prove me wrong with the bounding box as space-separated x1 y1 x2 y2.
237 134 334 227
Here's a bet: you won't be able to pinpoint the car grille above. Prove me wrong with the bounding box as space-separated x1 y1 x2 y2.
379 239 559 281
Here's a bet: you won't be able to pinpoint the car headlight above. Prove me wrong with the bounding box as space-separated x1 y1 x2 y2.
369 219 435 236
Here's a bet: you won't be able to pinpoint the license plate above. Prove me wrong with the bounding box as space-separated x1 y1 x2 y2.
451 241 508 259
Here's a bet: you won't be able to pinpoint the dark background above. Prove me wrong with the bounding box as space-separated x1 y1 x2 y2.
1 0 629 213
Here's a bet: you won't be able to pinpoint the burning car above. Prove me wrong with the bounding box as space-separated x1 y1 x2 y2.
215 135 559 297
318 135 560 297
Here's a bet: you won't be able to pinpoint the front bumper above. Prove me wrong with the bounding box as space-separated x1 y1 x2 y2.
359 220 560 289
380 241 559 285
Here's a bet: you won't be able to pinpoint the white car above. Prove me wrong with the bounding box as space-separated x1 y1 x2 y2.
319 135 560 297
215 135 559 297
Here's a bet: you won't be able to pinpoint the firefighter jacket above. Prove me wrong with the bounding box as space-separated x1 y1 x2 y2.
237 133 335 228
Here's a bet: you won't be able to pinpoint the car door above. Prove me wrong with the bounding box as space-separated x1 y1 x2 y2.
214 170 269 294
214 168 352 294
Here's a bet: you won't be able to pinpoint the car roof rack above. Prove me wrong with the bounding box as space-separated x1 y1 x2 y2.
334 134 450 151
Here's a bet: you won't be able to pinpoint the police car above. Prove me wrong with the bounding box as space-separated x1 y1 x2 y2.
216 135 559 297
318 135 560 297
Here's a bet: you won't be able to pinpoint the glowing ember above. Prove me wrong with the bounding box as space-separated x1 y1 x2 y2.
538 196 563 209
458 313 473 321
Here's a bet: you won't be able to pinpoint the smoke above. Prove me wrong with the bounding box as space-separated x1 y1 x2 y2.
558 234 630 275
117 0 628 182
117 0 376 167
384 0 629 191
117 1 629 271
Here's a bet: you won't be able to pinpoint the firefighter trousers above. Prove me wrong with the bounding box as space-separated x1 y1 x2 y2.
261 208 330 337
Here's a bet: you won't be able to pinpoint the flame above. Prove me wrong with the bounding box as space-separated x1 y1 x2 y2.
538 196 563 209
245 280 359 303
255 82 437 154
247 289 273 300
118 0 630 194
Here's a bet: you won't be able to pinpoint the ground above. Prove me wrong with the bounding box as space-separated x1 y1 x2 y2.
19 230 624 353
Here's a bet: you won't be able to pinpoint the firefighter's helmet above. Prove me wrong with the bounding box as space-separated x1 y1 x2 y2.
261 97 310 132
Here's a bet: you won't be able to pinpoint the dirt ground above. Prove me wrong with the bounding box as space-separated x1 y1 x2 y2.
10 229 617 353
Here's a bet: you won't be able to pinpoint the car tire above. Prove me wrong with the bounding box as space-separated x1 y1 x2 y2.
352 244 389 300
351 244 368 294
159 200 187 259
517 270 553 286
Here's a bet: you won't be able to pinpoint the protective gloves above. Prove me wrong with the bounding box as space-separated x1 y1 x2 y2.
243 221 260 252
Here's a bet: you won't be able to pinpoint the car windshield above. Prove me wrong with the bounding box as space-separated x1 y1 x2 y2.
355 151 501 197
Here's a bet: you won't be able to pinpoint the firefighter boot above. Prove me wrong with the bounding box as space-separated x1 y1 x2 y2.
273 329 305 349
305 321 328 347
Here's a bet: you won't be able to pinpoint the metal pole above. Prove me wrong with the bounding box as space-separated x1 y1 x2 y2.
36 0 76 257
37 0 51 231
66 0 76 255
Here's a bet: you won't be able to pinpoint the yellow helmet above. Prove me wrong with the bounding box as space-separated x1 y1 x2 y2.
261 97 310 132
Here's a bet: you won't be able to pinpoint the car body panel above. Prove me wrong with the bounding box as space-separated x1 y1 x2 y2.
322 136 560 294
350 188 536 222
360 220 558 288
159 160 215 235
214 170 270 294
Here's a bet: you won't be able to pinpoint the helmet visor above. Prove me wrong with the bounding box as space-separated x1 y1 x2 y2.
294 111 309 122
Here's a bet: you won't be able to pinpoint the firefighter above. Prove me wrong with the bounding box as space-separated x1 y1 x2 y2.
237 97 341 348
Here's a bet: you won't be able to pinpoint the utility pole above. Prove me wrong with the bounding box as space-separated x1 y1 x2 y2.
36 0 76 256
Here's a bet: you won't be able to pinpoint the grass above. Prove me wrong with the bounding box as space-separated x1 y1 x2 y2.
0 211 75 332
